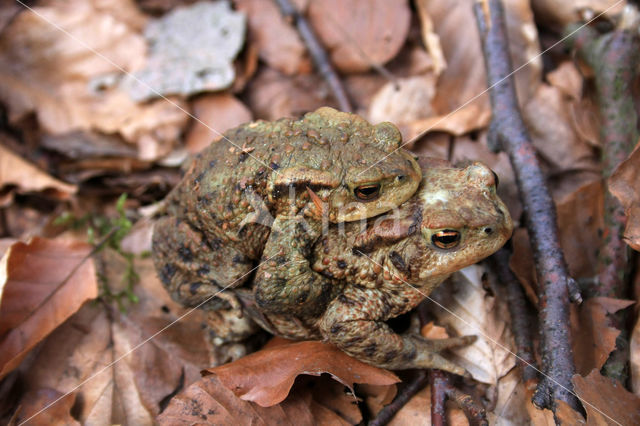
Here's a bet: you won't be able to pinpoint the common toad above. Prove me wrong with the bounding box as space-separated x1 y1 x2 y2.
233 160 513 374
152 107 421 317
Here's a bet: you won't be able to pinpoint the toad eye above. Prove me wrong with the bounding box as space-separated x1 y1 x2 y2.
354 183 381 201
432 230 461 249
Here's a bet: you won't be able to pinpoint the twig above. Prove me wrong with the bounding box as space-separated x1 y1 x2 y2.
445 386 488 426
429 370 447 426
565 7 640 383
489 248 538 382
368 370 429 426
274 0 353 112
473 0 581 413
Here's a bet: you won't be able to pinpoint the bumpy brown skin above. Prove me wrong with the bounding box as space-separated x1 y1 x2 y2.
252 161 513 375
152 107 421 317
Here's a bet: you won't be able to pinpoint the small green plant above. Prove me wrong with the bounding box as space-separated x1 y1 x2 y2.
55 193 140 311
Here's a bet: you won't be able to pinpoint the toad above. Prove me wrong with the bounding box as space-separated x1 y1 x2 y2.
153 107 422 318
235 160 513 374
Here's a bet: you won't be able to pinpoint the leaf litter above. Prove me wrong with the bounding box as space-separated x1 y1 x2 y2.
0 0 638 424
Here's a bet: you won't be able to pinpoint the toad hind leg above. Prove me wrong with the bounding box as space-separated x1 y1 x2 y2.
152 216 252 310
319 287 475 376
254 215 341 318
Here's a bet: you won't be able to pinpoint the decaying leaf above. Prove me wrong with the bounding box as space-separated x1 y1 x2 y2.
307 0 411 73
609 141 640 251
571 298 634 376
0 237 97 380
0 144 76 199
573 369 640 425
428 265 516 384
120 1 246 100
207 338 399 407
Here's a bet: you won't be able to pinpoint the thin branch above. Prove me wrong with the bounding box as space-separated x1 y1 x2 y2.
429 370 447 426
274 0 353 112
473 0 580 413
368 370 429 426
490 248 538 383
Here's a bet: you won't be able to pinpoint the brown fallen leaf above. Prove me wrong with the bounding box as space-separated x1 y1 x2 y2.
11 255 213 424
307 0 410 73
609 140 640 251
185 93 253 154
571 297 634 376
573 369 640 425
556 180 605 278
0 144 76 199
234 0 310 75
12 388 79 426
206 338 399 407
0 0 188 159
246 67 335 120
407 0 541 140
0 237 97 380
509 228 538 305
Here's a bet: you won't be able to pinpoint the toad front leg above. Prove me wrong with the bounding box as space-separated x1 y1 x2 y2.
318 285 475 375
254 215 342 318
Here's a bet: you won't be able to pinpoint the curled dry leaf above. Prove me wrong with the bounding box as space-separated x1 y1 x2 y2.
573 369 640 425
428 265 516 385
609 141 640 251
0 144 76 199
234 0 309 75
407 0 541 140
570 297 634 376
185 93 253 154
0 237 97 380
206 339 399 407
307 0 411 73
120 1 246 101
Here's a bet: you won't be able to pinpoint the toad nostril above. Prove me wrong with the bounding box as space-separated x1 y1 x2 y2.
484 227 493 234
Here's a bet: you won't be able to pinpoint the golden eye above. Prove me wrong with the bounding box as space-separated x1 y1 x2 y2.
354 183 381 201
432 230 461 249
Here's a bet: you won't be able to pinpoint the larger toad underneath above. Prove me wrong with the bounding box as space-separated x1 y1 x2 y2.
153 107 421 318
232 160 513 374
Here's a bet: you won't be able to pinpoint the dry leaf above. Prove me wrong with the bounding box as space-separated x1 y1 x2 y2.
0 0 188 158
571 298 634 376
407 0 541 140
0 237 97 380
509 228 538 305
234 0 309 75
368 75 437 128
120 1 246 100
609 141 640 251
246 67 334 120
307 0 411 73
487 368 534 424
13 256 213 424
207 339 399 407
0 144 76 198
523 83 600 184
428 265 516 385
185 93 253 154
556 180 605 278
414 0 446 76
573 369 640 425
14 388 80 426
